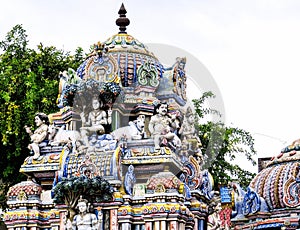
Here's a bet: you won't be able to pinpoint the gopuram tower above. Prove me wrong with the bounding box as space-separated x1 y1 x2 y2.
4 4 218 230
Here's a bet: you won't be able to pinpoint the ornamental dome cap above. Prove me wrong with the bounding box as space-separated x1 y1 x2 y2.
147 171 182 193
76 3 164 88
7 179 42 201
249 142 300 210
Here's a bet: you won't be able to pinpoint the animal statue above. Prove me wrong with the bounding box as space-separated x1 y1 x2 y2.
48 125 81 146
112 115 147 141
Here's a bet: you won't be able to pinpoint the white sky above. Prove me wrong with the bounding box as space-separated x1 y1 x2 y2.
2 0 300 172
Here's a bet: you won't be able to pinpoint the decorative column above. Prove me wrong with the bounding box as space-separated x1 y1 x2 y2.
198 219 204 230
154 221 160 230
160 220 166 229
122 223 132 230
111 209 118 230
145 222 152 230
170 221 178 230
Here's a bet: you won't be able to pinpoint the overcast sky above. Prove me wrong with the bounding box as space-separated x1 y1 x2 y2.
2 0 300 172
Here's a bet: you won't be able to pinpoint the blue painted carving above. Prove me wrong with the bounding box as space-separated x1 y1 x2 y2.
124 165 136 195
242 187 269 216
231 182 246 219
199 170 214 200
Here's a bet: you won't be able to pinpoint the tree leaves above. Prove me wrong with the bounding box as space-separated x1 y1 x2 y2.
193 92 257 189
52 175 114 206
0 24 86 209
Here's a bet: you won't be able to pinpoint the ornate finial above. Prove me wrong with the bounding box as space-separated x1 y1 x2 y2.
116 3 130 34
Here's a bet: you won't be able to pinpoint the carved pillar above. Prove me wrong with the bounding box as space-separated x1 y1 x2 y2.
198 219 204 230
122 223 132 230
170 221 178 230
111 209 118 230
154 221 160 230
112 110 120 130
160 220 166 230
193 218 198 230
145 222 152 230
179 222 185 229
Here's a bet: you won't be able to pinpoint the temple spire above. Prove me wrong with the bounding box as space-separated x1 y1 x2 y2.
116 3 130 34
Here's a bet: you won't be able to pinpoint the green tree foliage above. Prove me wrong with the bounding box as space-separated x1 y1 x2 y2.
193 92 257 189
0 25 85 208
52 175 113 220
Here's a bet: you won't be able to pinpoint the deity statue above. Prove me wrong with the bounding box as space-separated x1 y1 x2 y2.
172 57 187 100
25 112 49 159
148 102 180 150
124 165 136 195
179 106 202 151
68 196 98 230
80 97 112 146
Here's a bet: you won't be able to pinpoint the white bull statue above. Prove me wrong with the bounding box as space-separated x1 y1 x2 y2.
112 115 147 141
48 124 81 146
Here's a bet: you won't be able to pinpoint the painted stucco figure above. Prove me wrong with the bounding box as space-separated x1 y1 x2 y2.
25 112 49 159
179 106 202 151
148 102 180 150
124 165 136 195
80 97 112 146
68 197 98 230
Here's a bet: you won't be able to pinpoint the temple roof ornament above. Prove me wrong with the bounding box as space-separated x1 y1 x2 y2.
116 3 130 34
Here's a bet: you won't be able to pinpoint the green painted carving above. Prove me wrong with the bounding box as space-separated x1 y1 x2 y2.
137 61 159 87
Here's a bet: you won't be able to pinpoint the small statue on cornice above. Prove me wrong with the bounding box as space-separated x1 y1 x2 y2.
179 106 202 152
148 102 181 150
172 57 187 100
67 196 98 230
124 165 136 195
80 97 112 146
25 112 50 159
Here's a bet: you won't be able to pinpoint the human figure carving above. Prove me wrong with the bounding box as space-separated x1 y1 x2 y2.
148 102 180 149
179 106 202 152
25 112 49 159
80 97 112 146
68 196 98 230
124 165 136 195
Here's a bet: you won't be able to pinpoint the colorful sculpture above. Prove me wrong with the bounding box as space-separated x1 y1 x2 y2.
68 196 98 230
25 112 50 159
6 4 220 230
148 102 181 149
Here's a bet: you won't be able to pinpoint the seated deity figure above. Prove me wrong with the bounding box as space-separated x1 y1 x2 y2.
25 112 49 159
80 97 112 146
148 102 180 150
69 197 98 230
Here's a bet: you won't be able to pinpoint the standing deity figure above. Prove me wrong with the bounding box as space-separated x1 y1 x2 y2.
68 197 98 230
25 112 49 159
148 102 180 150
124 165 136 195
179 106 202 151
80 97 112 146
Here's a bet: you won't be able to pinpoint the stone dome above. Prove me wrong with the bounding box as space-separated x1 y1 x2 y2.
249 145 300 210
